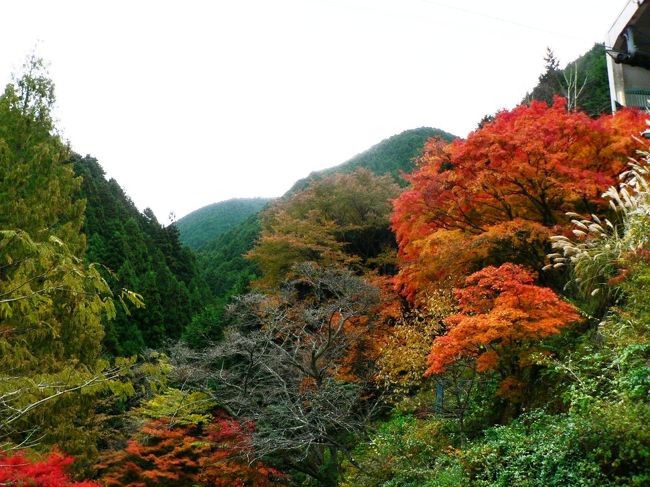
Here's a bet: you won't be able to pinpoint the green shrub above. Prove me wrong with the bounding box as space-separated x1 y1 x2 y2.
341 415 455 487
456 405 649 487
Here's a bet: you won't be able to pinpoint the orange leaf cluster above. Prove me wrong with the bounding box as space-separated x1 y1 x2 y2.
333 275 402 384
425 264 581 377
392 99 647 300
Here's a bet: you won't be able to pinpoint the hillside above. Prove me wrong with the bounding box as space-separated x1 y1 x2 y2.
197 213 261 299
524 43 611 116
194 126 456 307
176 197 272 250
289 127 456 194
74 154 207 355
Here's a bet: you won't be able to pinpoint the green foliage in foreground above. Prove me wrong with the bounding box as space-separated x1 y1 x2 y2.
0 56 141 469
354 403 648 487
341 414 457 487
345 335 649 486
465 405 648 486
176 197 272 251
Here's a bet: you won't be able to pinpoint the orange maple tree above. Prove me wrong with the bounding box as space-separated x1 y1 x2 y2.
392 99 647 300
425 264 581 397
98 415 285 486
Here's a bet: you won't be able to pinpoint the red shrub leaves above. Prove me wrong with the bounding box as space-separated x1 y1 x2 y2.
98 415 285 487
0 450 100 486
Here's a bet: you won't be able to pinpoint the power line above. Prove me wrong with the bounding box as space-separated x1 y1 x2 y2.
417 0 593 42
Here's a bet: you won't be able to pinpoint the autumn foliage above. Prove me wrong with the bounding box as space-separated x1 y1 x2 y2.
201 413 287 487
0 450 100 486
392 99 647 300
376 289 454 398
249 168 400 288
425 264 581 395
98 415 285 486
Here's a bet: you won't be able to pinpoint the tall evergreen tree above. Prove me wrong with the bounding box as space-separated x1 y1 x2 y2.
0 56 131 466
0 54 85 253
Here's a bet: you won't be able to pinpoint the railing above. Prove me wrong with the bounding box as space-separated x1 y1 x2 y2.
625 88 650 108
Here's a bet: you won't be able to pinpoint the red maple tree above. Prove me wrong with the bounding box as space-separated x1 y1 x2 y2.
392 99 647 300
98 415 285 487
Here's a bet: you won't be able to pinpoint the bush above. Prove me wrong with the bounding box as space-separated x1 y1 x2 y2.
341 414 455 486
454 405 650 486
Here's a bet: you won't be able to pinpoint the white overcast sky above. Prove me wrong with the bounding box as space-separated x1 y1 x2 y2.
0 0 628 221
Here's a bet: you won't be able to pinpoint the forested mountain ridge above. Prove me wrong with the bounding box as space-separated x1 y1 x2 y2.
192 126 457 325
176 197 272 250
288 126 456 194
74 154 208 355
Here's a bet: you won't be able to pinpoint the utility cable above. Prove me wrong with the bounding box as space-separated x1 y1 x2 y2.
417 0 598 43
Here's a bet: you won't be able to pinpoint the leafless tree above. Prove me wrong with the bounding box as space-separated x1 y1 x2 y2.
170 263 382 486
563 62 589 112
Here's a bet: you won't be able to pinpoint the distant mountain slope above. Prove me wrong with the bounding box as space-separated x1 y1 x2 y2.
197 213 262 301
289 127 456 194
193 126 457 317
74 154 207 355
176 198 272 250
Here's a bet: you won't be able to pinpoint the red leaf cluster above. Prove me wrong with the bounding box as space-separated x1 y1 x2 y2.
0 449 100 486
98 415 285 486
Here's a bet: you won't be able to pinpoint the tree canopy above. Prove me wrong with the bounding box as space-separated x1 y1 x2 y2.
249 168 400 288
392 99 647 301
75 154 205 354
0 55 138 466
